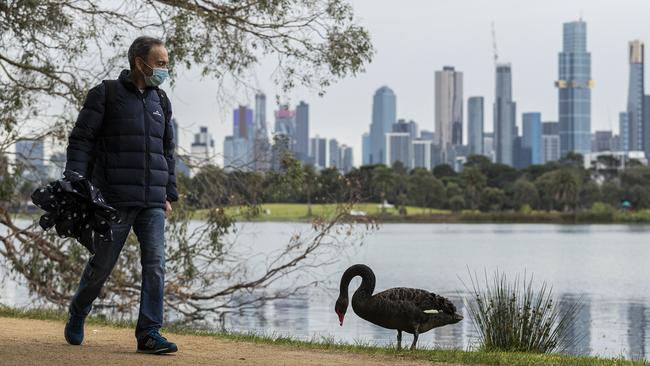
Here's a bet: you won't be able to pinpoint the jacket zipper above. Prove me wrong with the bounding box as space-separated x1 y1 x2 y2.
142 94 150 205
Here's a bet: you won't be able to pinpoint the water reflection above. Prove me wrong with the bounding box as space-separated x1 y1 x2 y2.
628 302 647 360
559 293 591 355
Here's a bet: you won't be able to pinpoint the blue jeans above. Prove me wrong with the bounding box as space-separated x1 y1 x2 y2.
69 207 166 340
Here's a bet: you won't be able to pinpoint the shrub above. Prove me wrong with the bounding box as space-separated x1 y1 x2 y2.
449 195 465 213
466 271 581 353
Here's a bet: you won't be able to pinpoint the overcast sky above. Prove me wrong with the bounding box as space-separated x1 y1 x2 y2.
166 0 650 166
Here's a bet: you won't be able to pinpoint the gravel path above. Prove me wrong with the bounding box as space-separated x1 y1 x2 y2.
0 317 459 366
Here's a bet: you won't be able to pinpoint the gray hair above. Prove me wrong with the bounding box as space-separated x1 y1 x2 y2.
128 36 164 69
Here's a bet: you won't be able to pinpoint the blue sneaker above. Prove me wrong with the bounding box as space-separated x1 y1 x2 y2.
137 331 178 354
64 313 85 345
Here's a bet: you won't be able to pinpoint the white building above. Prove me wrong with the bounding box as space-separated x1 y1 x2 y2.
190 126 214 166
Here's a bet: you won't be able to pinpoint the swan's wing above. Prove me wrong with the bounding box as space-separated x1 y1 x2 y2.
373 287 457 315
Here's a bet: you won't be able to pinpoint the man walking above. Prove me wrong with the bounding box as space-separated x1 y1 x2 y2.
64 36 178 354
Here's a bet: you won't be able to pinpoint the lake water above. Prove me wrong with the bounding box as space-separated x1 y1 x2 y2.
2 222 650 360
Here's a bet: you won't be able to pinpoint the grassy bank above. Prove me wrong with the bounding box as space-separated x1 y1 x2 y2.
191 203 650 224
0 306 645 366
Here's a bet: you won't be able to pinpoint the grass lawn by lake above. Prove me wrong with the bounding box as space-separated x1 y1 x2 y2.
191 202 650 224
193 203 450 221
0 306 645 366
17 202 650 224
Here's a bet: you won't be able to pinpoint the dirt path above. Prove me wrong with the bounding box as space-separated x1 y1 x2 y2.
0 317 459 366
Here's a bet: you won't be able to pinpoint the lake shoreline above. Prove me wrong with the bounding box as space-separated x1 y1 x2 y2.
18 202 650 225
190 203 650 224
0 306 644 366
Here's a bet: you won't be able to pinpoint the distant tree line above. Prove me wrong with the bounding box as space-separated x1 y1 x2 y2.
183 153 650 213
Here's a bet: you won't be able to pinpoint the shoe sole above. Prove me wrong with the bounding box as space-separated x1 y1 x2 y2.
64 335 83 346
64 328 83 346
137 346 178 354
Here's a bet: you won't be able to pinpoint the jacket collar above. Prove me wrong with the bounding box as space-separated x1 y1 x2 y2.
118 69 158 95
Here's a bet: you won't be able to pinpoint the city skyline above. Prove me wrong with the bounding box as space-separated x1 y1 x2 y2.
163 0 650 167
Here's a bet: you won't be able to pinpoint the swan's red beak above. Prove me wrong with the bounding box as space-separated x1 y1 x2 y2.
337 311 345 326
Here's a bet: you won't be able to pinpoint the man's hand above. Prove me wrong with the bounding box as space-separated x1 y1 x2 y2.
165 200 172 218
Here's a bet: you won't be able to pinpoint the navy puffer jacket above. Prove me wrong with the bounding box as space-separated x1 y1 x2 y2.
65 69 178 208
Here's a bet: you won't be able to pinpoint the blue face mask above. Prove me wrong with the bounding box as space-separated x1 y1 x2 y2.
141 61 169 87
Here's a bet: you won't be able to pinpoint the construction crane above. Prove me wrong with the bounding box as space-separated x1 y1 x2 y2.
491 21 499 66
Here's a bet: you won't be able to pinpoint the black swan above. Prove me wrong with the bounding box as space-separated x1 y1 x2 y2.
334 264 463 350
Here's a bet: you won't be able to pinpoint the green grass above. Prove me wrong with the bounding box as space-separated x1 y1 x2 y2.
191 203 650 224
20 201 650 224
0 305 645 366
193 203 450 221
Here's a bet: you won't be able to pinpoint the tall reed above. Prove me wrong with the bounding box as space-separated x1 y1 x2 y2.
465 271 581 353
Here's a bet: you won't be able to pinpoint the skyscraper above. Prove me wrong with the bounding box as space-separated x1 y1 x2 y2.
254 93 271 171
435 66 463 159
191 126 214 165
329 139 340 168
274 105 295 159
494 63 516 165
340 145 354 173
594 130 614 152
362 133 371 166
626 40 645 152
620 112 630 152
309 136 327 168
483 132 495 162
542 122 561 163
420 130 435 141
413 139 432 169
226 105 255 171
393 119 418 140
233 105 254 141
223 135 249 171
369 86 396 165
645 95 650 157
468 96 484 156
295 101 310 161
557 20 593 157
274 105 295 136
271 134 291 171
523 112 542 165
255 93 267 135
171 117 191 177
385 132 411 168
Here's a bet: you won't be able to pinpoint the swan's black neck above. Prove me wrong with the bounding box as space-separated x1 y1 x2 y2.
339 264 376 299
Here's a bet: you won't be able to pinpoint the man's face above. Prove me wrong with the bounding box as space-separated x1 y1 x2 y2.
136 45 169 77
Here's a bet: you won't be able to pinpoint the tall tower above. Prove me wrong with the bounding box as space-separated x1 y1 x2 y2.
329 139 340 168
254 93 267 136
522 112 542 165
494 63 516 165
233 105 254 141
369 86 396 165
557 20 593 157
253 93 271 171
627 40 645 152
362 132 371 165
435 66 463 159
468 96 484 156
294 101 310 161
